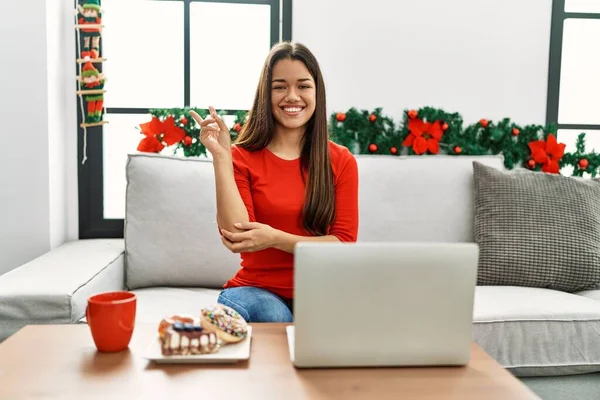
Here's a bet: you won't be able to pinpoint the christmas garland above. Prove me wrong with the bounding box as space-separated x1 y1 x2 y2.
329 107 600 176
137 107 600 177
138 108 246 157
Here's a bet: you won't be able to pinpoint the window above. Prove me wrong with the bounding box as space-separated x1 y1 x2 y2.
547 0 600 174
77 0 292 238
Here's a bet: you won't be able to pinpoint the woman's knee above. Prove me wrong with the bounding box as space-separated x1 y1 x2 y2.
217 290 251 322
217 287 293 323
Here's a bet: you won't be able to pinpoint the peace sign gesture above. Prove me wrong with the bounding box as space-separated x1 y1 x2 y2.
190 106 232 159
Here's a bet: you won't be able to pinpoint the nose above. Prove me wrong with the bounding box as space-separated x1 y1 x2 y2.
285 88 300 102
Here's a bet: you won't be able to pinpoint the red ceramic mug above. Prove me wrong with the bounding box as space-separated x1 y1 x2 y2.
86 291 137 352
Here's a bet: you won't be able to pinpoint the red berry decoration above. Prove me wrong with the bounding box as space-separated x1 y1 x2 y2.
368 143 378 153
454 146 462 154
183 136 192 146
233 123 242 132
479 119 489 128
579 158 589 169
527 159 536 169
369 114 377 123
390 146 398 155
408 110 418 119
442 122 449 131
336 112 346 122
512 128 520 136
180 116 188 125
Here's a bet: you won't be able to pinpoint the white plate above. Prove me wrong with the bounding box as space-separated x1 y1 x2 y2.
144 326 252 364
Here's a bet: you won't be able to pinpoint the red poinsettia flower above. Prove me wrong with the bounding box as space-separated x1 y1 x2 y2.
137 116 186 153
528 133 565 174
402 119 444 155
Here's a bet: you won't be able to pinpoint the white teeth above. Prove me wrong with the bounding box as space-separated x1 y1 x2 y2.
283 107 303 113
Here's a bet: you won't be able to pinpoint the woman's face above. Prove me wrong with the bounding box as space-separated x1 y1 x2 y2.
271 59 316 131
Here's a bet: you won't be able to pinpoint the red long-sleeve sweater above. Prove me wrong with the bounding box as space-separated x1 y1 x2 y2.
222 141 359 299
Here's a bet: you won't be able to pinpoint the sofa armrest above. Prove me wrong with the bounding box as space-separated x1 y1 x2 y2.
0 239 125 342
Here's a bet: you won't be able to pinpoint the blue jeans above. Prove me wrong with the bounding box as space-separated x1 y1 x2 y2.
217 287 294 323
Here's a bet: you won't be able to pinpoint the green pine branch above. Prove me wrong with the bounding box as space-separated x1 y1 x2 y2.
141 106 600 178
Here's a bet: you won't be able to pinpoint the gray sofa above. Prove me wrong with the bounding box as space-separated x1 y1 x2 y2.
1 153 600 400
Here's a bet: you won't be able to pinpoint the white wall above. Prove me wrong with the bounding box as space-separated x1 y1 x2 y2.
0 0 51 275
293 0 553 125
47 0 67 249
65 0 79 244
0 0 77 275
47 0 79 248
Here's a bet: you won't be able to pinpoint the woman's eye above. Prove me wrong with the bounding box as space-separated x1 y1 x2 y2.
272 86 285 90
299 85 311 89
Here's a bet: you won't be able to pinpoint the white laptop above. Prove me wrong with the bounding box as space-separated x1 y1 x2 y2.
287 242 479 368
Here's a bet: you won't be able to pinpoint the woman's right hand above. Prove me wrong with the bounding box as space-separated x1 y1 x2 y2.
190 106 232 159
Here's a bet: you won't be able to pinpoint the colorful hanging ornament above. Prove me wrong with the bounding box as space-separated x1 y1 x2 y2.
512 128 520 136
527 159 536 169
479 119 489 128
180 116 188 125
390 146 398 155
336 112 346 122
442 122 449 131
454 146 462 154
408 110 418 119
77 0 102 60
368 143 378 153
579 158 589 170
183 136 192 146
233 123 242 132
369 114 377 123
79 62 105 123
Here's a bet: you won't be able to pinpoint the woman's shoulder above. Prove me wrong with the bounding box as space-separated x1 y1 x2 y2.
328 141 357 177
231 144 249 156
230 145 259 171
231 144 262 161
328 141 355 164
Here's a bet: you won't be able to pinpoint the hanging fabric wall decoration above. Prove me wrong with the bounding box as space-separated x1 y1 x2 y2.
75 0 107 163
77 0 102 60
79 62 105 123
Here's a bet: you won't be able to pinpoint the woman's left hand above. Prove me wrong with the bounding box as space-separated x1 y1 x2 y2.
220 222 280 253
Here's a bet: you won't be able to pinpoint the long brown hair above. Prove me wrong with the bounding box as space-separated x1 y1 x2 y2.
235 42 334 236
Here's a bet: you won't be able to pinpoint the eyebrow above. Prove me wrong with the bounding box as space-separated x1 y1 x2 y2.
271 78 313 83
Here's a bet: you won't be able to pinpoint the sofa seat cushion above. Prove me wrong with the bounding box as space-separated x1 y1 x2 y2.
131 287 221 324
473 286 600 377
0 239 125 342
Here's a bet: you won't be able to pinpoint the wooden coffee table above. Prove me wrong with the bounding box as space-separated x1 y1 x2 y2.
0 324 539 399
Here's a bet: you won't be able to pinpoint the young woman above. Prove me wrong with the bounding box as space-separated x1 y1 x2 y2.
190 42 358 323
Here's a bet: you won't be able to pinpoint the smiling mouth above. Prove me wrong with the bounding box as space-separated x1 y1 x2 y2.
281 106 305 115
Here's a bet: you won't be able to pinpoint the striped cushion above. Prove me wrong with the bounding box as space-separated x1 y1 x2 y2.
473 162 600 292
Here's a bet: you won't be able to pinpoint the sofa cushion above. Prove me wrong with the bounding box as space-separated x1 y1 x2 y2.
473 286 600 377
356 155 505 242
473 162 600 292
125 154 506 289
521 373 600 400
125 154 241 290
0 239 125 342
130 287 221 324
576 289 600 302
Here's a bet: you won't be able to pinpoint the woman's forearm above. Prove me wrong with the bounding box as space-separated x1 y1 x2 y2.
272 230 340 254
213 155 249 232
